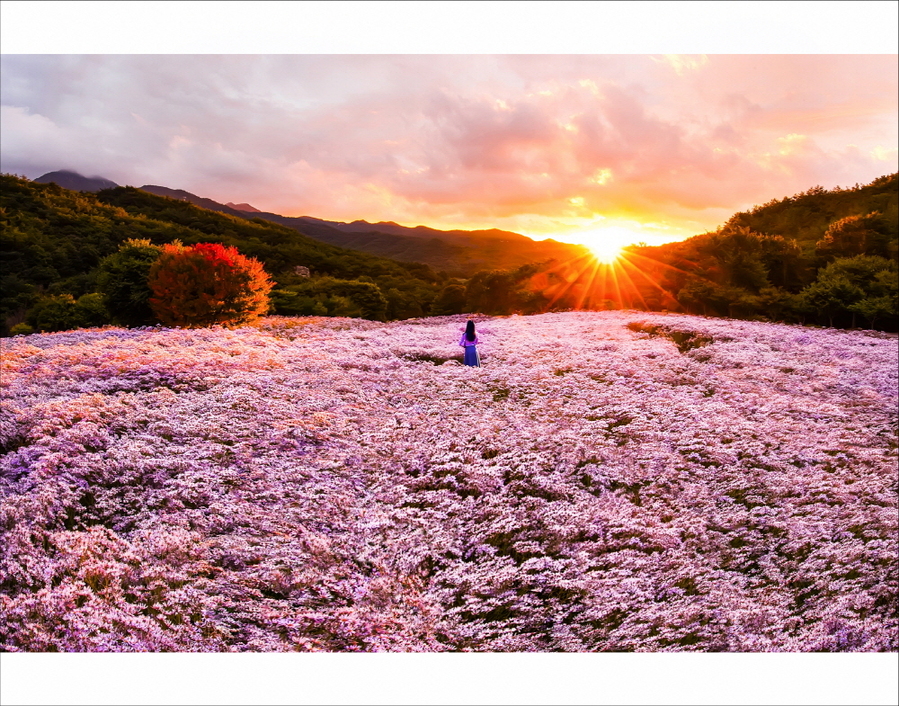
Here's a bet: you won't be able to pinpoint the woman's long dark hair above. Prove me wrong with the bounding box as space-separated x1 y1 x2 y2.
465 320 476 342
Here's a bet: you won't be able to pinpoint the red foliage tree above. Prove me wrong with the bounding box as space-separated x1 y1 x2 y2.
148 242 273 327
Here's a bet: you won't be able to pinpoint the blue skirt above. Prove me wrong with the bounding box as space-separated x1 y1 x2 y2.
463 345 480 367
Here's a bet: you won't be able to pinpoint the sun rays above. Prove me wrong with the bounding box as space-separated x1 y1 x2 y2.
528 241 701 314
586 241 623 265
571 226 644 265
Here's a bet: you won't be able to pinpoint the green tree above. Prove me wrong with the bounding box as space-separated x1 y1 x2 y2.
269 290 318 316
74 293 111 328
322 294 363 318
25 292 113 333
817 254 897 288
752 287 802 323
704 226 770 292
840 260 898 329
800 255 898 328
0 274 38 336
815 212 888 261
465 270 515 314
850 293 897 329
27 294 80 332
315 278 388 320
676 278 737 317
271 277 388 320
431 282 467 316
758 235 807 290
96 239 162 326
798 274 864 328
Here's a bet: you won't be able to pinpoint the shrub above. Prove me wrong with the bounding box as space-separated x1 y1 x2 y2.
73 293 111 328
26 293 113 332
96 239 162 326
148 242 273 327
273 277 388 321
27 294 78 332
431 283 467 316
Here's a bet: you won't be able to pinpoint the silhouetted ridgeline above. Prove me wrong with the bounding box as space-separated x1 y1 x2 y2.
1 173 896 335
137 183 590 275
0 175 443 335
395 174 897 331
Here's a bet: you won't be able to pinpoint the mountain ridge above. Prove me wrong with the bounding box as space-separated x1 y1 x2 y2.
130 181 589 274
33 170 119 192
34 171 588 275
226 202 261 212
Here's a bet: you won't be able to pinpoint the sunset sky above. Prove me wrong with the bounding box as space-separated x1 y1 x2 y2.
1 4 897 253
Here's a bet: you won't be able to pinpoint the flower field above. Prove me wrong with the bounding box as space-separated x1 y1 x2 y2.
1 311 896 652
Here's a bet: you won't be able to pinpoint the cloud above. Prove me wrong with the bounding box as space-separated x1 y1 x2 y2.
0 105 67 173
651 54 710 76
1 55 896 239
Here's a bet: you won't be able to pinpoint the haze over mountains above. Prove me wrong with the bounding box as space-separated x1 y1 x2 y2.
225 202 261 213
33 170 118 193
34 170 589 274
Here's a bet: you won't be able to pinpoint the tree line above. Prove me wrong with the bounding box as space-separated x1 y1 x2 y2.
1 172 896 335
443 174 898 331
0 176 447 335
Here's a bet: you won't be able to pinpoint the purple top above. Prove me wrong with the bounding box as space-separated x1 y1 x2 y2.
459 333 479 347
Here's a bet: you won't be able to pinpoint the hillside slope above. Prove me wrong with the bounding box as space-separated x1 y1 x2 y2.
610 174 899 329
726 173 898 248
0 175 441 334
137 184 589 274
2 312 896 652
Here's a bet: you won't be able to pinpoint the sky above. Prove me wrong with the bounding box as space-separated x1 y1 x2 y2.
1 4 898 256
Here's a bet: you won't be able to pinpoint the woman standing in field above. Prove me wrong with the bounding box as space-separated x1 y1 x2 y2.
459 319 481 367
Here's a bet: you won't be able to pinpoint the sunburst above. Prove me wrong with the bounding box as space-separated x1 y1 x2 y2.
577 226 643 265
587 241 623 264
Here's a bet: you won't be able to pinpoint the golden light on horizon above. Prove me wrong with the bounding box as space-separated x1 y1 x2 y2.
588 241 623 264
575 226 644 264
532 228 690 316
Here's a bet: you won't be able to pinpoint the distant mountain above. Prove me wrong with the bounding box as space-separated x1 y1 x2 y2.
29 173 589 274
286 220 589 274
34 170 119 192
300 215 531 242
137 185 589 274
226 202 261 212
138 185 252 218
1 173 444 335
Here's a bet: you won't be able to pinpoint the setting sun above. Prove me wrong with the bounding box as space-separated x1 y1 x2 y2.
588 241 623 264
578 227 643 264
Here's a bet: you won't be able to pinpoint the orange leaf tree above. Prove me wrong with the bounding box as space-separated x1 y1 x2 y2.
148 242 273 327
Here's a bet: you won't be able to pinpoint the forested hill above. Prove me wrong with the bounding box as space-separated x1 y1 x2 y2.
138 183 589 274
3 172 897 336
615 174 898 330
725 173 898 250
454 174 897 332
0 175 448 335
